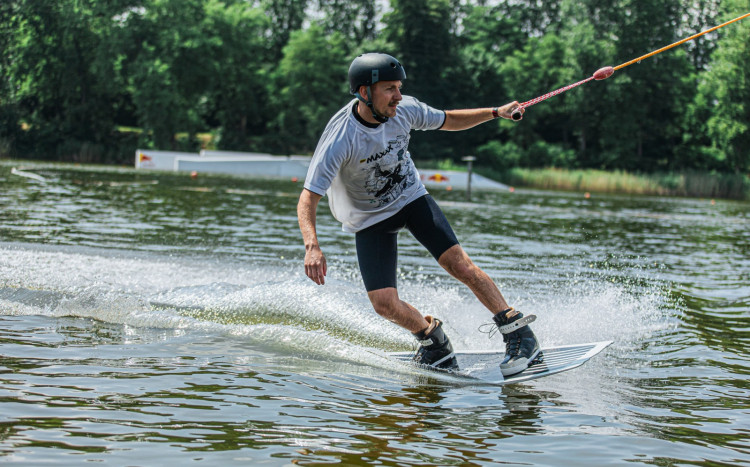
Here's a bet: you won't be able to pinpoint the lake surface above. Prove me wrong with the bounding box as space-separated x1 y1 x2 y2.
1 160 748 466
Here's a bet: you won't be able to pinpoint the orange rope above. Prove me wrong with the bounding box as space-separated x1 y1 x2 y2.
613 11 750 71
512 11 750 120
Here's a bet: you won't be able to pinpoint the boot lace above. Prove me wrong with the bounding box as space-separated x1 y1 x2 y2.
505 333 522 357
478 322 500 339
410 340 423 361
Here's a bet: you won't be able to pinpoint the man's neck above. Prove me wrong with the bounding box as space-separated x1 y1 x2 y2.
352 102 380 128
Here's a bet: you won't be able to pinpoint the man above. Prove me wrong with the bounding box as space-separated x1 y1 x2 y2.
297 52 540 376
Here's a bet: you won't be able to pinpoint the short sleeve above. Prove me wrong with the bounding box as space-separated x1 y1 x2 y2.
400 96 446 131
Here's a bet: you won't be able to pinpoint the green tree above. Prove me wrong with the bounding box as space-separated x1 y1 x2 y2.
384 0 461 160
123 0 236 150
117 0 272 152
2 0 137 160
268 25 349 154
594 0 695 171
697 0 750 173
556 0 617 168
384 0 460 108
491 0 563 36
124 0 202 150
457 2 527 105
680 0 721 70
315 0 378 43
262 0 308 60
1 0 744 178
499 33 577 167
202 1 271 150
451 3 526 165
0 1 20 157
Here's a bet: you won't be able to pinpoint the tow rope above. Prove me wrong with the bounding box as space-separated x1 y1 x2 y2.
511 11 750 120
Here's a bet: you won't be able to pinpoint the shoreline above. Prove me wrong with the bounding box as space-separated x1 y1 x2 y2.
4 157 749 201
416 160 749 200
500 167 750 201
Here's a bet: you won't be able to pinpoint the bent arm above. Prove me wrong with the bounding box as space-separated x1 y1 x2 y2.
297 188 327 285
441 101 522 131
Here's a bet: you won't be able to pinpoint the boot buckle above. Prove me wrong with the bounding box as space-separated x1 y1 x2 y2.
497 314 536 334
417 337 434 347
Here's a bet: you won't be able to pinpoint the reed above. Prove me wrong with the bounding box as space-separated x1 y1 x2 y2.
497 168 750 200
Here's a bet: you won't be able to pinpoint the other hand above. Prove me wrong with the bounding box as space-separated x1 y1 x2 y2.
497 101 523 120
304 245 327 285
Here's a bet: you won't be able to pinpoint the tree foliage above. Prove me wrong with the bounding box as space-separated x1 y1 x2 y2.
269 25 349 154
0 0 748 176
698 0 750 173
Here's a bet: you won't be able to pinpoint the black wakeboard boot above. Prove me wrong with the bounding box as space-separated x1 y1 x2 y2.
493 307 541 376
412 316 459 371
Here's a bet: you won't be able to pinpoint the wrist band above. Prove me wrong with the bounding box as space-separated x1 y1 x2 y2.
491 107 500 118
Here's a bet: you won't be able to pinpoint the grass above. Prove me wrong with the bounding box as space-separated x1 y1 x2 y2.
116 127 216 150
502 167 750 200
416 160 750 200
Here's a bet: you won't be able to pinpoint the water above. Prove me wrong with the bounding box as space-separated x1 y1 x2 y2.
1 160 748 466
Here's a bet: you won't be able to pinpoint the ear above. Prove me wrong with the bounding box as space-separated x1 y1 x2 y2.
356 85 368 100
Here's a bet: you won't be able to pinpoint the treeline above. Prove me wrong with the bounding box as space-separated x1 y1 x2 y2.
1 0 748 176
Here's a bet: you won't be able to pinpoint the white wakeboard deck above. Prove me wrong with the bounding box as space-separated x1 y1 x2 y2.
388 341 612 385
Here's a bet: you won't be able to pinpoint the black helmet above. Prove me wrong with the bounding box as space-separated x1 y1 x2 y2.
348 53 407 95
348 53 406 123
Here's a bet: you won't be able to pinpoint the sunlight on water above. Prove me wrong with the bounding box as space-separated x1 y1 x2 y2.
1 245 415 378
1 164 748 465
1 241 676 390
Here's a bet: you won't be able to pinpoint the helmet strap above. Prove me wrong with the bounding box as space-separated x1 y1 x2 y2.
357 86 388 124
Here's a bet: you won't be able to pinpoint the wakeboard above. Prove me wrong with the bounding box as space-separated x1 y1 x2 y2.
388 340 612 385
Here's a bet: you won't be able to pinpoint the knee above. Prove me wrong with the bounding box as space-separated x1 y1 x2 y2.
442 254 479 283
368 289 400 319
452 260 475 279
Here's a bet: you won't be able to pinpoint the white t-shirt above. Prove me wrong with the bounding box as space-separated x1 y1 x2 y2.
304 96 446 233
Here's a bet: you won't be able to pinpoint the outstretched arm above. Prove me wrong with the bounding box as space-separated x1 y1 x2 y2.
441 101 522 131
297 188 327 285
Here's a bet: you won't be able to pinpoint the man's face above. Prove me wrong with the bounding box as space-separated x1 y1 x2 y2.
365 80 403 119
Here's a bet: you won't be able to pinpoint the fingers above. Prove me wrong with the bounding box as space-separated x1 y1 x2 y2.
305 255 327 285
496 101 524 120
306 264 326 285
507 101 524 121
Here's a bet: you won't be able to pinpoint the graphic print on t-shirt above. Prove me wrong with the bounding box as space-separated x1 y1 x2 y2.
361 135 416 207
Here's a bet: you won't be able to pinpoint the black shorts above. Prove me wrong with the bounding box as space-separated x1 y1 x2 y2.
355 195 459 292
